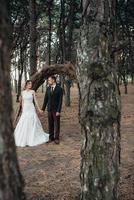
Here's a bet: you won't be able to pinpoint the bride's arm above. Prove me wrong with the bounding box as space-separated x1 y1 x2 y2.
32 90 42 113
19 93 23 108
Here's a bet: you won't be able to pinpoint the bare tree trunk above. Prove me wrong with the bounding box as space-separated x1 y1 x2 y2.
57 0 66 63
24 51 28 82
24 64 27 82
13 50 18 93
64 76 71 106
16 47 24 102
66 0 74 61
63 0 75 107
47 2 52 65
14 66 18 93
131 73 134 84
77 1 121 200
122 75 128 94
41 84 44 93
0 1 25 199
14 79 18 93
29 0 37 76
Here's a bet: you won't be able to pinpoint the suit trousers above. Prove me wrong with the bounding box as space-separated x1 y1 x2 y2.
48 112 60 140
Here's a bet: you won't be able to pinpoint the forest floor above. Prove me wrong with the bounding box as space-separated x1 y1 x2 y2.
12 84 134 200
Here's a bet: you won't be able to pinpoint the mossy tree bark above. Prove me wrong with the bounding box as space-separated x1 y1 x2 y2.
0 1 25 199
77 0 121 200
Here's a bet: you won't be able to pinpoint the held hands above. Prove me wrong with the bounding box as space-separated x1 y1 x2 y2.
38 109 44 115
56 112 60 116
38 109 60 116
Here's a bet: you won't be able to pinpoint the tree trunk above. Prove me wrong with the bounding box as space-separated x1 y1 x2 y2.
14 79 18 93
14 65 18 93
77 1 121 200
122 75 128 94
16 47 24 102
41 84 44 93
64 76 72 107
29 0 37 76
58 0 66 63
63 0 75 107
31 63 75 91
66 0 74 62
24 51 28 82
0 1 25 199
46 2 52 65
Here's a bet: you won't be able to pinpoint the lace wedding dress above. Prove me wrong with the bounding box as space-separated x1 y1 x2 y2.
14 90 49 147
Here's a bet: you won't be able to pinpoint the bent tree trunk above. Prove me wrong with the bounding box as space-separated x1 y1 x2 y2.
0 1 25 199
31 63 75 90
77 0 121 200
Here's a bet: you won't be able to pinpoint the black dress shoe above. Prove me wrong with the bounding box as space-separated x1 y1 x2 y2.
54 139 60 144
47 138 54 143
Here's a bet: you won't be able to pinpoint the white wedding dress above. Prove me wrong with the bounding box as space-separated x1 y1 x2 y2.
14 90 49 147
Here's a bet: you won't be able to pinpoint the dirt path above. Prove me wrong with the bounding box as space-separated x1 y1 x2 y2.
120 85 134 200
13 85 134 200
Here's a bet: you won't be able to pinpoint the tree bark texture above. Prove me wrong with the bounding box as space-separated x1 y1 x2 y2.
0 1 25 199
77 1 121 200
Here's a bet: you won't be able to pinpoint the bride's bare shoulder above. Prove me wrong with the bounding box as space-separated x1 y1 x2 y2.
31 90 35 94
21 90 25 94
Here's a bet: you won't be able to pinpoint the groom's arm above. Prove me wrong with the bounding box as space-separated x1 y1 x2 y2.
57 87 63 113
42 88 48 111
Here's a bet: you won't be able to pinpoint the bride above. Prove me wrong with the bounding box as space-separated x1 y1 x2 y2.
14 80 49 147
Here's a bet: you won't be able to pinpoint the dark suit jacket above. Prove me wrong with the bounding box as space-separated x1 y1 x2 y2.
42 84 63 113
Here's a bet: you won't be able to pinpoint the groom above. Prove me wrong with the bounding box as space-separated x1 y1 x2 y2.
42 76 63 144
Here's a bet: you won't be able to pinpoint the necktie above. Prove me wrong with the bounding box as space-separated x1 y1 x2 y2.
51 86 54 93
